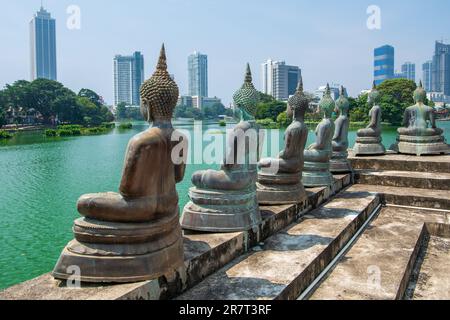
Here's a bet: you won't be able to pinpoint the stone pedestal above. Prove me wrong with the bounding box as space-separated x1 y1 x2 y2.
181 187 261 232
302 161 334 187
353 136 386 156
393 135 449 156
331 150 353 173
52 212 184 283
257 171 307 205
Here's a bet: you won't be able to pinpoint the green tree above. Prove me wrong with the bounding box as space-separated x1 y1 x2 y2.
377 78 416 125
256 101 287 121
78 88 103 107
348 94 369 123
115 102 127 120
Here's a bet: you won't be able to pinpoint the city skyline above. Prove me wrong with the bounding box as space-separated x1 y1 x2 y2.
113 51 144 107
1 0 450 105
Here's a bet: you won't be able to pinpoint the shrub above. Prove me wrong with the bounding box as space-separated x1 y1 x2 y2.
118 122 133 130
219 120 226 127
44 129 57 137
0 130 13 139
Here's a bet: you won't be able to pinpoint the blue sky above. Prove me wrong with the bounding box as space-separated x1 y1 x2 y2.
1 0 449 105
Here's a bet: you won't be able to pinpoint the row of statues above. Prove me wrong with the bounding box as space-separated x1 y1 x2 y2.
52 45 448 284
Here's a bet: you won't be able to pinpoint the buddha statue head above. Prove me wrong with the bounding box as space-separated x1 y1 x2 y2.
319 83 335 118
233 63 260 120
413 81 427 104
140 44 179 123
287 76 309 119
335 86 349 116
368 81 381 107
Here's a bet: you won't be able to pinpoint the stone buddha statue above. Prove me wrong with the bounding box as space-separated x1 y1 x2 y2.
181 64 263 232
302 84 335 187
353 82 386 156
52 44 188 283
393 81 449 155
256 77 309 204
330 86 352 173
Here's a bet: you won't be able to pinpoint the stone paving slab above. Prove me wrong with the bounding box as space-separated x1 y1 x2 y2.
309 206 447 300
351 184 450 210
349 152 450 173
355 170 450 190
176 187 380 300
0 175 351 300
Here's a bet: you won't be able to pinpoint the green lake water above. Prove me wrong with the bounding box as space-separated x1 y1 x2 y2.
0 120 449 290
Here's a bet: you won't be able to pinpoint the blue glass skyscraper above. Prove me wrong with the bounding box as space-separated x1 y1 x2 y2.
30 7 57 81
374 45 394 86
188 52 208 97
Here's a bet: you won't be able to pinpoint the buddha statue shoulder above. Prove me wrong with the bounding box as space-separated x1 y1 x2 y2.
304 84 335 163
332 86 350 152
358 81 382 137
259 77 309 174
191 64 261 191
398 81 443 136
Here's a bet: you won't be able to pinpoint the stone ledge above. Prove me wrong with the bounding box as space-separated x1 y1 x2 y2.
0 174 351 300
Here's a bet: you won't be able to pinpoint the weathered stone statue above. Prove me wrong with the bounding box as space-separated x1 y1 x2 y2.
353 82 386 156
181 64 263 232
393 81 449 155
302 84 335 187
257 77 309 204
52 45 188 283
330 86 352 173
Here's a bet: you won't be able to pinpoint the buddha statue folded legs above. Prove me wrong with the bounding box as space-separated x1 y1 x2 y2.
302 84 335 187
353 82 386 156
181 64 263 233
52 45 188 283
257 78 309 205
330 86 353 173
393 81 449 156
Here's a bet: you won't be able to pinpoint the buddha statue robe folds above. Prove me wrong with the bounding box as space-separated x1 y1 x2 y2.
180 64 263 233
302 84 335 187
393 81 449 156
353 82 386 156
257 77 309 205
52 45 188 283
330 86 353 173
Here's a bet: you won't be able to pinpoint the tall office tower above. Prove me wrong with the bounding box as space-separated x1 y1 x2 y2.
262 60 301 101
374 45 395 86
113 52 145 106
30 7 57 81
432 41 450 95
188 52 208 97
261 59 278 96
401 62 416 82
423 61 433 92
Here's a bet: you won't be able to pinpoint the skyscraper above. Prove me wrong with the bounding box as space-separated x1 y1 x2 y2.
432 41 450 96
188 52 208 97
113 52 144 106
401 62 416 82
30 7 57 81
261 60 301 101
422 61 433 92
374 45 394 86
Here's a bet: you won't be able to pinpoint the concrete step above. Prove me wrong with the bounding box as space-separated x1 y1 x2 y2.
175 187 380 300
309 206 448 300
351 184 450 210
349 153 450 174
355 170 450 191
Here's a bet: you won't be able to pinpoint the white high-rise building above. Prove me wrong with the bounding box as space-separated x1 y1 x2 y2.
423 60 433 92
261 59 301 101
188 52 208 97
30 7 57 81
113 52 144 107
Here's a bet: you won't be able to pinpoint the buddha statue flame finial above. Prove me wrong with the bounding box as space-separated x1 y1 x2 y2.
140 43 179 121
233 63 260 117
319 83 335 115
336 86 349 114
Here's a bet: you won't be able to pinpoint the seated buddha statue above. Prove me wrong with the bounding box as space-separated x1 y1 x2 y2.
181 64 263 233
393 81 449 155
256 77 309 204
52 44 188 283
302 84 335 187
330 86 352 173
353 82 386 156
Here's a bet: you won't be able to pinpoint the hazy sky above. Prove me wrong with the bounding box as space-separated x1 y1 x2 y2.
1 0 449 105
